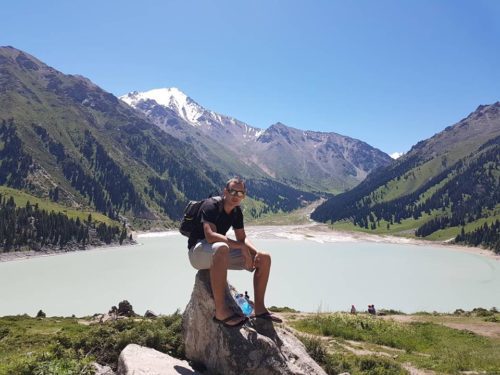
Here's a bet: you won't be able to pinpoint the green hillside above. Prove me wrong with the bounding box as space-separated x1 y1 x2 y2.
0 186 114 226
0 46 318 233
312 103 500 252
0 187 127 251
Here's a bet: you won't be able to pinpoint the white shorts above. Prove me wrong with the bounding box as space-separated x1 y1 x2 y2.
188 240 251 271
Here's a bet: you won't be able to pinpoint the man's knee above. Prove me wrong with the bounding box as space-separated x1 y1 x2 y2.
256 252 271 268
212 242 230 262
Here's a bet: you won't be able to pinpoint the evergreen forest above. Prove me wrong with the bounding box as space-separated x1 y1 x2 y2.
0 194 128 252
313 137 500 252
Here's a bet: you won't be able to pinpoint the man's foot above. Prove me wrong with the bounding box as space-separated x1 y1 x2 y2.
213 313 248 328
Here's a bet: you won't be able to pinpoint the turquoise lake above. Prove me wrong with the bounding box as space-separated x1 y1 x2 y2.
0 231 499 316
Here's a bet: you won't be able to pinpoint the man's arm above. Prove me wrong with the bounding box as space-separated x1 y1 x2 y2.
203 222 242 249
205 225 253 270
234 228 258 257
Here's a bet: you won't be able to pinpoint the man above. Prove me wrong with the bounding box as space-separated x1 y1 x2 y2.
187 177 282 327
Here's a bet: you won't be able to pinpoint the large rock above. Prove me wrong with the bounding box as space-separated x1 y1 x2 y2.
117 344 201 375
183 270 327 375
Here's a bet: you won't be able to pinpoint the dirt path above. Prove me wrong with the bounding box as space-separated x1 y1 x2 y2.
381 315 500 338
283 312 500 339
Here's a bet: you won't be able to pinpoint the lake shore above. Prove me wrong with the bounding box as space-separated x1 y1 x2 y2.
1 223 497 263
137 222 499 261
244 223 500 261
0 241 135 263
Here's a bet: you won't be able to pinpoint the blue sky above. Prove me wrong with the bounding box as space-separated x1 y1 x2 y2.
2 0 499 155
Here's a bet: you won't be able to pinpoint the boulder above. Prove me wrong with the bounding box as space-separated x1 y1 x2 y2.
117 344 201 375
183 270 327 375
90 312 125 324
144 309 158 318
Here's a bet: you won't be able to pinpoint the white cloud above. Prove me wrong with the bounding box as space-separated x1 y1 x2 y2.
390 152 404 159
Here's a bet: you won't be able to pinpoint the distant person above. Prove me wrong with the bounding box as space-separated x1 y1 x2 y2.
350 305 357 314
368 304 376 315
244 290 254 308
187 177 282 327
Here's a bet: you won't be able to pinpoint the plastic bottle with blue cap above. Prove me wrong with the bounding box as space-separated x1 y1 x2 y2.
234 293 253 317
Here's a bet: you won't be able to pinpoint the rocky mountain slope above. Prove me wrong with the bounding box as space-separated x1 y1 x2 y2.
121 89 393 193
0 46 316 225
312 102 500 250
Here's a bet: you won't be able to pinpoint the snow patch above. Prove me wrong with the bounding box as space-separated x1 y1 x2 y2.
120 88 205 124
390 152 404 159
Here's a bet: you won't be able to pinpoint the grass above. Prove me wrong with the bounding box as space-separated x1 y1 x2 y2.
0 313 183 374
247 199 323 225
425 209 500 241
247 209 313 225
2 310 499 374
330 204 500 250
299 335 407 375
268 306 299 313
330 212 440 237
0 186 116 226
292 312 500 374
369 157 448 204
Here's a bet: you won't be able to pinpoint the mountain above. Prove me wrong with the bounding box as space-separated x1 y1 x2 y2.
250 122 392 192
0 46 316 226
121 89 393 193
120 89 264 179
312 102 500 251
121 88 263 142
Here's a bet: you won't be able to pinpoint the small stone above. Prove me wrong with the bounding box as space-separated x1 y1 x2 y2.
93 362 115 375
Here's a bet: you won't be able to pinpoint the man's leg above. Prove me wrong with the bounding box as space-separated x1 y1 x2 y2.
211 244 245 325
253 252 271 315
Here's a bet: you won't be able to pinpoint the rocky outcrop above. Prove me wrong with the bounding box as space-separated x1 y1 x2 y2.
182 270 327 375
144 309 158 318
117 344 201 375
90 312 126 324
92 362 115 375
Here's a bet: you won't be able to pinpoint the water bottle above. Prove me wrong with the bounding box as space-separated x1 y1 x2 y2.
234 293 253 317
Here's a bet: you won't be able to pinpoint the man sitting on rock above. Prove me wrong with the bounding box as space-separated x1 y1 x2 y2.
187 177 282 327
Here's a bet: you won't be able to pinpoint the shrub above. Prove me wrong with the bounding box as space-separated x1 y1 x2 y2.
117 300 135 317
5 351 95 375
357 356 407 374
472 308 493 317
69 314 183 370
268 306 298 313
378 309 405 315
0 326 10 340
298 335 327 364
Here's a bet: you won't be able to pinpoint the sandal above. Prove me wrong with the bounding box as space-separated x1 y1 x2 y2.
213 313 248 328
254 312 283 323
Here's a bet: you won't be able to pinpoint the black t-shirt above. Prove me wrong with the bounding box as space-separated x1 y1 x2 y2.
187 197 244 249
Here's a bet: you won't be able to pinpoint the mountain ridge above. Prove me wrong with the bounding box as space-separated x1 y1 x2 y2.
0 46 319 226
311 102 500 251
121 87 393 193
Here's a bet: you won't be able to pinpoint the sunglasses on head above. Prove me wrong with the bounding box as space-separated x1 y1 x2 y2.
228 189 246 198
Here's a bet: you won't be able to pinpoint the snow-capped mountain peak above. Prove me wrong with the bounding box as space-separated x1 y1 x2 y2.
120 87 205 124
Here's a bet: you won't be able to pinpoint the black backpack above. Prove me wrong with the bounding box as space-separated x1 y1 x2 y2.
179 196 222 237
